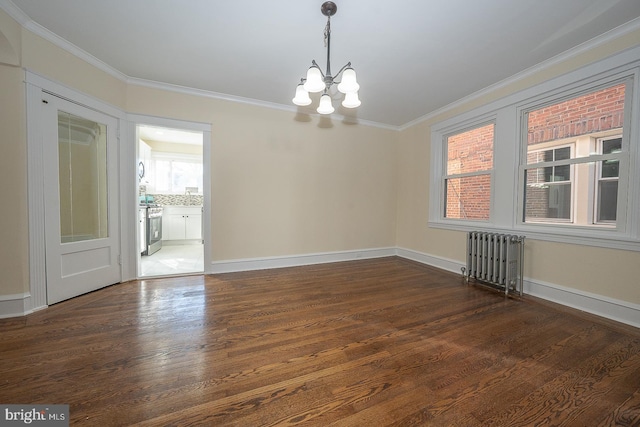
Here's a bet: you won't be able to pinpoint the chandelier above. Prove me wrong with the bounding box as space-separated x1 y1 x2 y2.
292 1 360 114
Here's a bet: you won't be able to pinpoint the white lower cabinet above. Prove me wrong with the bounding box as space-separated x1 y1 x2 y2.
163 206 202 241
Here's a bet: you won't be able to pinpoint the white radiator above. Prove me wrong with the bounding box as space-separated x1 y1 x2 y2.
463 232 525 296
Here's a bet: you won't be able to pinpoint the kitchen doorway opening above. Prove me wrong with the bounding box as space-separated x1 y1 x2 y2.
136 123 205 277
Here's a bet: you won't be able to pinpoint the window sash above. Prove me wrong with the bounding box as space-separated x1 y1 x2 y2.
518 79 629 230
443 173 492 220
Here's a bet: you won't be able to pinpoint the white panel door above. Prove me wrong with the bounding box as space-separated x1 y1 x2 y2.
42 93 121 304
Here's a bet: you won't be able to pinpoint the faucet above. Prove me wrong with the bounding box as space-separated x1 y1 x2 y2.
185 186 198 206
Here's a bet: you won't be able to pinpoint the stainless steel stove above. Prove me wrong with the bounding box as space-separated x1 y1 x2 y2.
140 204 163 256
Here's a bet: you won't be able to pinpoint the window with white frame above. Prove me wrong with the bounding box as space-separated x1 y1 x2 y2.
522 82 626 228
152 153 203 194
595 136 621 224
429 47 640 251
525 145 573 222
444 123 494 220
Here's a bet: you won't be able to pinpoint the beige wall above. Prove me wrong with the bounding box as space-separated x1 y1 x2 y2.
0 10 26 295
396 29 640 306
21 29 127 109
1 7 639 313
0 62 28 296
0 11 397 300
127 86 399 261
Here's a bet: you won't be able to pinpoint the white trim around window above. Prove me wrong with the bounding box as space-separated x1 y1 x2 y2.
429 45 640 252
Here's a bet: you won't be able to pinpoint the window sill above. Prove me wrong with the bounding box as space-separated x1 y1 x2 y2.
428 220 640 252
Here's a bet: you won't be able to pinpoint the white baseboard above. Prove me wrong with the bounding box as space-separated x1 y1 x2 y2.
3 246 637 328
210 247 397 273
523 279 640 329
395 247 464 275
396 247 640 329
0 293 34 319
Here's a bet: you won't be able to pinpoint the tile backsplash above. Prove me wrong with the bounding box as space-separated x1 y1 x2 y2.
139 186 202 206
152 194 203 206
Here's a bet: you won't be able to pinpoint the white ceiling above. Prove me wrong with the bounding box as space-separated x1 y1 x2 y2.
6 0 640 128
138 125 203 146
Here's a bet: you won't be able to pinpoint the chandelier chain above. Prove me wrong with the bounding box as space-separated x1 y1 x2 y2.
324 17 330 48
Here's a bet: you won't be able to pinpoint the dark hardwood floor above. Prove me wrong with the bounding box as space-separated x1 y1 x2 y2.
1 257 639 426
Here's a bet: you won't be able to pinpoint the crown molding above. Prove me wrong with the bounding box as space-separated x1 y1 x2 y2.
2 0 396 131
399 16 640 132
7 0 637 133
0 0 29 25
127 76 399 131
0 0 129 81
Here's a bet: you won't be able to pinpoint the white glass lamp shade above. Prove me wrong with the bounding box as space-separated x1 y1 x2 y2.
303 66 325 93
317 93 335 114
337 67 360 93
342 91 361 108
292 84 312 106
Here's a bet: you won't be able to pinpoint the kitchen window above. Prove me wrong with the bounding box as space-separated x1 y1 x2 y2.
152 153 203 194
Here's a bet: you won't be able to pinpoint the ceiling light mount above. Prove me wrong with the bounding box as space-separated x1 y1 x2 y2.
321 1 337 17
292 1 361 114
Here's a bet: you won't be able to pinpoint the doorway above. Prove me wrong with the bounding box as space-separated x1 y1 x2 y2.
136 123 205 277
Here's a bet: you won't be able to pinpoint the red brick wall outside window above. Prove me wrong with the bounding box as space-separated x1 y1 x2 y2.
443 83 624 223
445 124 494 220
527 84 625 145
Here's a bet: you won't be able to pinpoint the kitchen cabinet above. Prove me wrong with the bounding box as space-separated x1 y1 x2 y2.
163 206 202 241
138 140 154 192
139 207 147 255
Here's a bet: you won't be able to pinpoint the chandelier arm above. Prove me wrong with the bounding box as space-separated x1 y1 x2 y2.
333 62 353 81
311 59 325 79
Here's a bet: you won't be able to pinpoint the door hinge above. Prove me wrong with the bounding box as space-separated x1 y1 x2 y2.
117 254 122 265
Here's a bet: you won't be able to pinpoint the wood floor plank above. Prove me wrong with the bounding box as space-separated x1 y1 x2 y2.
0 257 638 425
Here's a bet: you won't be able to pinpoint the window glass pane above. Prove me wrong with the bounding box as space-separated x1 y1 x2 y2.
447 123 494 174
527 83 625 164
525 170 572 221
155 159 172 192
598 180 618 222
171 161 203 193
58 111 108 243
602 137 622 155
554 164 570 181
555 147 571 161
152 158 202 194
601 159 619 179
601 137 621 178
445 175 491 220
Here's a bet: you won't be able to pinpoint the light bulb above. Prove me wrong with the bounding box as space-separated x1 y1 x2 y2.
317 93 335 114
337 67 359 93
303 66 325 93
292 84 312 106
342 91 361 108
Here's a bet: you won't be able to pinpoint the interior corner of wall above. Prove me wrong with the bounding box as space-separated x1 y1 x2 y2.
0 10 22 67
